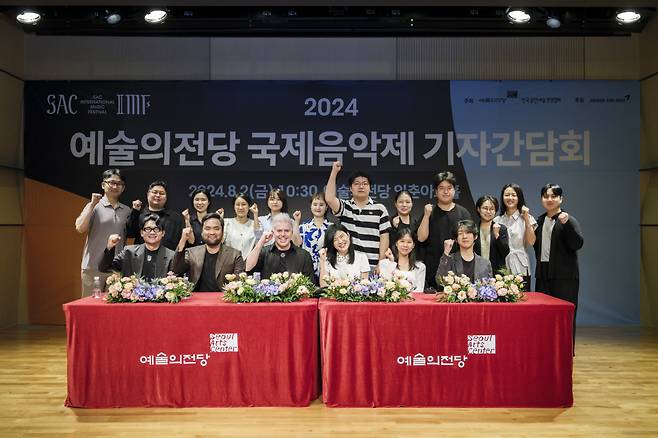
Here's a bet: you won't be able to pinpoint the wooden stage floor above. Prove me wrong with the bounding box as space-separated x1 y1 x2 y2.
1 325 657 437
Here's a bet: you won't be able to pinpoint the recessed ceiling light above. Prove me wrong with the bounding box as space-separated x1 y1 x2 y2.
106 13 122 25
16 11 41 25
546 16 561 29
145 9 167 24
616 10 641 24
507 8 531 24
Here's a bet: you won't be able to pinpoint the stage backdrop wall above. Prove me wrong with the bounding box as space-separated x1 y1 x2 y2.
24 80 639 325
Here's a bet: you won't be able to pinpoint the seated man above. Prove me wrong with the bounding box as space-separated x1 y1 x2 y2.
100 214 174 280
172 213 245 292
246 213 316 282
436 220 492 283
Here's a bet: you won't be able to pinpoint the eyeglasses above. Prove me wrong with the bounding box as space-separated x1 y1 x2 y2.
149 190 167 196
479 206 496 212
352 180 370 187
104 180 125 188
142 227 162 233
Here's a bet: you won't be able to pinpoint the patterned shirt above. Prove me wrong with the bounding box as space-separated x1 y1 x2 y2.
299 218 332 276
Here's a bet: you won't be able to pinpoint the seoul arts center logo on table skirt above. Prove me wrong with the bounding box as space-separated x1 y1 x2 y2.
467 334 496 354
210 333 238 352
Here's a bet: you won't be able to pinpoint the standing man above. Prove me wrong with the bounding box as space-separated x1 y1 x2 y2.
325 161 391 269
246 213 315 282
100 214 174 280
534 184 584 348
417 171 472 289
173 213 245 292
126 180 184 251
75 169 135 296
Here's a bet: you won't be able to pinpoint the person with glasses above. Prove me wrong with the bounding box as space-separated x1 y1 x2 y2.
100 214 174 280
417 171 472 289
474 195 510 274
75 169 136 297
325 161 392 269
125 180 185 251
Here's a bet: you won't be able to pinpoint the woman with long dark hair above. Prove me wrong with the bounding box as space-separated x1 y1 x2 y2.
494 183 537 288
318 224 370 287
474 195 510 274
182 187 213 246
378 228 426 292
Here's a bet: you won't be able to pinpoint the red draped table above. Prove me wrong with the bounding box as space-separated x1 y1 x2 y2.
319 292 574 407
63 293 319 407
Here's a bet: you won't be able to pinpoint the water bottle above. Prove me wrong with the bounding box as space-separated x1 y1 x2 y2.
92 276 102 299
253 272 261 282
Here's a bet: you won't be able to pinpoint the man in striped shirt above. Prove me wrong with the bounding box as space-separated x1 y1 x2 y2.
325 161 391 268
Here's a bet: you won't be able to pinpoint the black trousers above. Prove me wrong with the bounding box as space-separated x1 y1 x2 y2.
536 262 579 353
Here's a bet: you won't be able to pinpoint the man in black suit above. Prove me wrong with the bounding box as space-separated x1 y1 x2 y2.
100 214 174 280
534 184 584 349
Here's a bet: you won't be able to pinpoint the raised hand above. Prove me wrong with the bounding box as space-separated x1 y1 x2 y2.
91 193 102 205
180 227 194 242
492 223 501 239
216 208 225 218
424 203 433 217
261 230 274 244
384 247 394 261
132 199 142 211
292 210 302 224
331 161 343 174
107 234 121 249
249 203 259 217
521 205 530 221
443 239 455 256
392 216 400 227
557 212 569 224
181 209 190 223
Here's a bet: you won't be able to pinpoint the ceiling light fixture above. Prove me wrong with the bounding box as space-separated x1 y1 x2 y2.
616 10 641 24
16 10 41 25
145 9 167 24
105 12 122 25
507 8 531 24
546 16 561 29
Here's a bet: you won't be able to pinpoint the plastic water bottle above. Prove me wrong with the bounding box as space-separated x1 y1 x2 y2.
92 276 102 299
253 272 261 282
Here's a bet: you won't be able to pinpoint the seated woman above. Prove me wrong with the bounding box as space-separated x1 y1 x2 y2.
99 214 174 281
378 228 426 292
436 220 492 284
319 224 370 287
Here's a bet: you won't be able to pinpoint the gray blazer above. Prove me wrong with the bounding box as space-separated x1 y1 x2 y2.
172 244 245 290
436 252 493 284
99 244 175 278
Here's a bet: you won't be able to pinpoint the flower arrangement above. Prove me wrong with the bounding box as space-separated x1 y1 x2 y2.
437 270 525 303
105 271 193 303
222 272 316 303
321 272 414 302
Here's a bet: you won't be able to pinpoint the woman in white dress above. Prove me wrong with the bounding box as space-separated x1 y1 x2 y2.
493 183 537 289
319 224 370 287
378 228 426 292
222 192 261 259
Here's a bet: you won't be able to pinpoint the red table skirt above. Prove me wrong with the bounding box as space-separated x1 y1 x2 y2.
63 293 320 407
319 292 574 407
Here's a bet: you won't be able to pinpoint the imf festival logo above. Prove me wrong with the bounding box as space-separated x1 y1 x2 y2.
116 94 151 115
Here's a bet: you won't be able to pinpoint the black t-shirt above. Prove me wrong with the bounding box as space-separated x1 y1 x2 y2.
141 249 159 281
195 251 220 292
462 256 475 282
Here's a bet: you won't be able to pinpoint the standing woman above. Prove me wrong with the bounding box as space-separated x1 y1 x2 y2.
534 184 584 349
494 184 537 289
258 188 288 235
378 228 426 292
181 188 213 247
389 190 420 249
319 224 370 286
298 193 332 277
474 195 510 274
222 192 261 259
